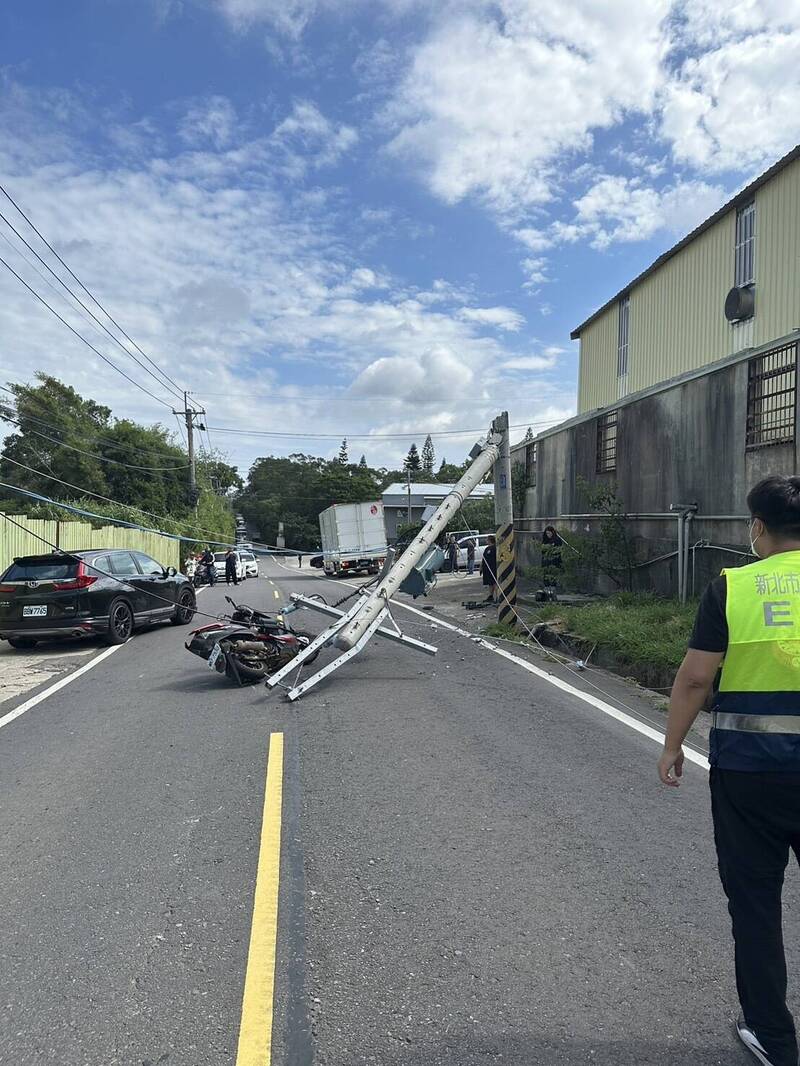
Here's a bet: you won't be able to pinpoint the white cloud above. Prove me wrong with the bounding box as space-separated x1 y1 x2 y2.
212 0 319 37
272 100 358 172
661 28 800 172
386 1 670 215
178 95 238 148
0 78 564 470
458 306 524 331
501 354 558 371
572 174 725 248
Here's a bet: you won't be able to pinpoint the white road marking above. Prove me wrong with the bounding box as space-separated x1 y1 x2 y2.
0 644 123 733
265 556 707 769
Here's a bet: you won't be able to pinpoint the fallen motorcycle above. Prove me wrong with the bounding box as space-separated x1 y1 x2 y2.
185 596 318 684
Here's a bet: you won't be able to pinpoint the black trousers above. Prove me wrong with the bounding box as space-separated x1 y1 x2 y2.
711 768 800 1066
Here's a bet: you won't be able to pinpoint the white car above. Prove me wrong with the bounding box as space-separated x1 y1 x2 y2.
213 551 246 582
456 534 492 570
239 551 259 578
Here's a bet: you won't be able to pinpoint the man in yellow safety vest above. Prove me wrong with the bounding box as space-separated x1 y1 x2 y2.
659 475 800 1066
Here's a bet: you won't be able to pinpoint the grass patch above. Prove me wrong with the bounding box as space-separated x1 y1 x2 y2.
532 592 696 672
482 622 524 642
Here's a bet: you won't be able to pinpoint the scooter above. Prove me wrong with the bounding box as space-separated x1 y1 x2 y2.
185 596 318 684
191 561 216 588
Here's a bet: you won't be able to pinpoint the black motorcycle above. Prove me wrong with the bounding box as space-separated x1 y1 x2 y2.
185 596 318 684
191 561 216 588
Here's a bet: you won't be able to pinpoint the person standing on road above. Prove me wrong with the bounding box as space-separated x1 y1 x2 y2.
225 548 239 586
466 537 476 576
447 535 459 574
481 534 498 603
541 525 564 587
658 475 800 1066
298 553 303 567
201 546 216 586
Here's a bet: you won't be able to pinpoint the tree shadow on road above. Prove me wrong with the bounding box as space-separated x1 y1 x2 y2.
332 1030 742 1066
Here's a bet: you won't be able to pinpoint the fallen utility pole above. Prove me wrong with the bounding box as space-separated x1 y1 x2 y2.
266 424 502 700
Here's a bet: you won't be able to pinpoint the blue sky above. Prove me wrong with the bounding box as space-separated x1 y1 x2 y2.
1 0 799 472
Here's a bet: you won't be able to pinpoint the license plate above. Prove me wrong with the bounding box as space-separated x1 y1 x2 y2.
22 605 47 618
208 643 223 669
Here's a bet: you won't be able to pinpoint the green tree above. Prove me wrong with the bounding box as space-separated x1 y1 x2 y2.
338 438 349 465
421 434 435 474
523 426 534 443
404 443 421 473
358 454 367 468
436 457 469 483
0 374 111 499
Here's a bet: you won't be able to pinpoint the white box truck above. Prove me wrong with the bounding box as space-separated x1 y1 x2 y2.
319 501 387 577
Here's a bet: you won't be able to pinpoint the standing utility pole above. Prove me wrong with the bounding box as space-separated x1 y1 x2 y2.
406 467 412 525
173 392 206 507
492 411 517 626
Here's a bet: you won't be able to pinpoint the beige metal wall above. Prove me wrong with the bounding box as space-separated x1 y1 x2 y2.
577 303 618 412
0 514 181 574
755 157 800 349
577 156 800 412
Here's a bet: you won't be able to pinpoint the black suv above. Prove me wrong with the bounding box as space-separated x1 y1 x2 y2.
0 549 196 649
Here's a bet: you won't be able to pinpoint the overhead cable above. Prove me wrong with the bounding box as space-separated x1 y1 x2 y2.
0 210 184 403
0 181 186 401
0 254 175 410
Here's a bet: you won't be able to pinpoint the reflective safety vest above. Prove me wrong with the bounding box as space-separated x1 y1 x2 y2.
713 550 800 771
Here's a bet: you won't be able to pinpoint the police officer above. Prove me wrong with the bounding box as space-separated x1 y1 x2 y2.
658 475 800 1066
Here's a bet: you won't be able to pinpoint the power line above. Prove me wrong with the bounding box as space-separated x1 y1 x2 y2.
0 254 175 410
0 454 228 541
0 209 184 404
203 419 563 441
0 409 191 471
0 181 186 401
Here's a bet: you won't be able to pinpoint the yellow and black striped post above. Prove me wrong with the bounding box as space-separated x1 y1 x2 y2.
496 521 517 625
491 411 517 626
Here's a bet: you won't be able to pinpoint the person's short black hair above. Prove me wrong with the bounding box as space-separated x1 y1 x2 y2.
747 475 800 537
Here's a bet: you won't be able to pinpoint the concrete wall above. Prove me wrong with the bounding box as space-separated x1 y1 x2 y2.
514 340 799 596
576 156 800 413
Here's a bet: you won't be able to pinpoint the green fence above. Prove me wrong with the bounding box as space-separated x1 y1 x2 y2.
0 514 181 574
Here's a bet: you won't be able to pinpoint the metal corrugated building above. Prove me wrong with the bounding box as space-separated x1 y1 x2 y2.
573 145 800 412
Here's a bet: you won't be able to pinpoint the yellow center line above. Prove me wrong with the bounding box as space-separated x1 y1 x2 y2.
236 732 284 1066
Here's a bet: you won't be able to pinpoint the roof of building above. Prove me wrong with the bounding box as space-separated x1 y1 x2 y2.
570 143 800 340
382 481 494 499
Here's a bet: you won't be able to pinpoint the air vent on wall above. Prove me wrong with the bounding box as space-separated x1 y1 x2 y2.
725 285 755 322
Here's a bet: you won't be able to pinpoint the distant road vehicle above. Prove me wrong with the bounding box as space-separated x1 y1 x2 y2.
309 554 324 569
213 551 246 583
239 551 259 578
0 549 196 648
319 501 387 577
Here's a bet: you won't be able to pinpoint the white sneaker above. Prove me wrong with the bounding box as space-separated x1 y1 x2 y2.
737 1016 779 1066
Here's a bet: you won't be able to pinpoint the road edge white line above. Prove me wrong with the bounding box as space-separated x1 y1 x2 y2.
0 643 123 732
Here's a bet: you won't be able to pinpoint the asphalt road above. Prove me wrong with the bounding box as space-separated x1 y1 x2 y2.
2 557 799 1065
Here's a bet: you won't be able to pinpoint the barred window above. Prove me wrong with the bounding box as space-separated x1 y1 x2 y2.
735 201 756 288
746 342 797 449
596 411 618 473
526 440 537 487
617 295 630 377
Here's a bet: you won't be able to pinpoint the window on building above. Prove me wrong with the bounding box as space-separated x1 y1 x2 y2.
596 411 618 473
617 295 630 377
526 440 537 487
746 342 797 449
735 200 756 288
